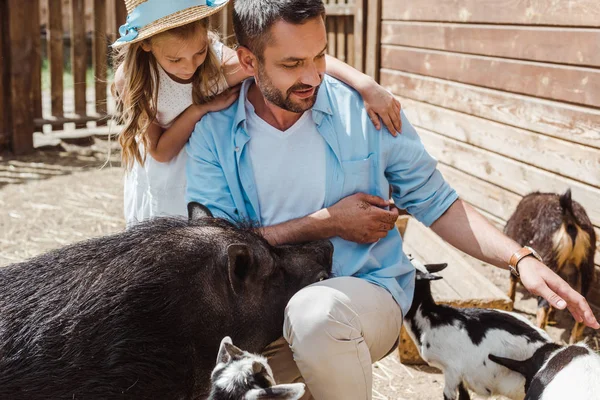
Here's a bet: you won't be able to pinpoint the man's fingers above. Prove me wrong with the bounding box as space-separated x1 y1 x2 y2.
547 277 600 328
367 110 381 130
359 193 389 208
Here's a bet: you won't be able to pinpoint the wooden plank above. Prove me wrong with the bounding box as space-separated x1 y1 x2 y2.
346 15 354 68
115 0 127 29
381 0 600 27
48 0 64 126
437 165 600 268
399 218 512 364
336 13 347 62
402 99 600 188
93 0 108 126
353 0 364 72
327 16 336 57
71 0 87 128
325 4 355 16
381 46 600 108
381 22 600 68
7 0 34 154
0 0 8 148
380 70 600 149
417 124 600 227
364 0 381 80
31 0 42 121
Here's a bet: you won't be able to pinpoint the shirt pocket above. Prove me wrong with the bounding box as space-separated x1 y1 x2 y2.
341 153 375 197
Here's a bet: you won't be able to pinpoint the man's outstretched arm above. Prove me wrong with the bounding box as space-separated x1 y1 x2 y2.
430 199 600 330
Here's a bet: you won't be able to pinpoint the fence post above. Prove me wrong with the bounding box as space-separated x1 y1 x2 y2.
365 0 381 81
71 0 88 128
93 0 108 126
3 0 35 154
48 0 65 130
0 0 8 151
353 0 365 72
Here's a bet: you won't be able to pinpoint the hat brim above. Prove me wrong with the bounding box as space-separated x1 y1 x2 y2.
112 2 229 48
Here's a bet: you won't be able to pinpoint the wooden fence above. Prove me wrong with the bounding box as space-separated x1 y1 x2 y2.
377 0 600 307
1 0 378 155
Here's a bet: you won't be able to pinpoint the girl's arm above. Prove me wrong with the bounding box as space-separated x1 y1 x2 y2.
220 46 402 135
147 87 240 163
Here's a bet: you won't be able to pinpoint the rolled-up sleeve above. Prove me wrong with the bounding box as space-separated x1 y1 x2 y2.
384 111 458 227
185 119 237 221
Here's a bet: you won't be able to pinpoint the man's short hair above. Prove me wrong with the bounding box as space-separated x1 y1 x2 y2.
233 0 326 59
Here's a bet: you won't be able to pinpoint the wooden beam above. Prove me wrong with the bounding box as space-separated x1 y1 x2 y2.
380 70 600 149
325 4 355 16
7 0 35 154
381 46 600 108
382 0 600 27
364 0 381 80
0 0 8 149
93 0 108 126
31 0 42 121
353 0 365 72
381 21 600 68
71 0 88 128
48 0 64 127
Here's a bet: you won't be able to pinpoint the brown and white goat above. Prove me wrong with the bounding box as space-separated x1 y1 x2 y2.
505 189 596 343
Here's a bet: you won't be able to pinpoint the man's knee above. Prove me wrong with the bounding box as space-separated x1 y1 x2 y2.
283 282 360 355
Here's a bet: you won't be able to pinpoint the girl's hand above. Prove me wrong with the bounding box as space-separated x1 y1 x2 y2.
361 79 402 136
205 85 242 113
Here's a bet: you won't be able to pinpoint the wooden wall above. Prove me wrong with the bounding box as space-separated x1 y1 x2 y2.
378 0 600 304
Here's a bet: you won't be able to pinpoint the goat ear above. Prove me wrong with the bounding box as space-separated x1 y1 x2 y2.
216 336 233 364
223 341 245 360
188 202 213 220
488 354 531 377
227 243 253 294
245 383 306 400
252 361 265 375
424 263 448 274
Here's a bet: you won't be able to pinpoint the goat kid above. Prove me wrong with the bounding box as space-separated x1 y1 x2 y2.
404 260 551 400
489 342 600 400
208 336 305 400
505 189 596 343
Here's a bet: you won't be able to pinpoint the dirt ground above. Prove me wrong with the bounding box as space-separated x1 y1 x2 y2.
1 138 598 400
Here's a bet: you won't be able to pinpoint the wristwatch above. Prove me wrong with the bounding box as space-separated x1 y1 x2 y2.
508 246 543 277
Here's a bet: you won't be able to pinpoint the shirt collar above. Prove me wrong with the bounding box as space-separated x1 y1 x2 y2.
232 76 335 131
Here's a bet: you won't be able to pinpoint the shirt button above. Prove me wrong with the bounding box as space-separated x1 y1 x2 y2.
235 146 240 152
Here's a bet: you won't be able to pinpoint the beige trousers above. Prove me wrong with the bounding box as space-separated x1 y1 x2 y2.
263 277 403 400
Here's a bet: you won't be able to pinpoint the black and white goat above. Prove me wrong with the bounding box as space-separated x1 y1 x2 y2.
208 336 305 400
404 260 552 400
489 342 600 400
505 189 596 343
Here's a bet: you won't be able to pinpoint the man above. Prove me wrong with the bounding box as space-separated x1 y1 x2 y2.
186 1 599 398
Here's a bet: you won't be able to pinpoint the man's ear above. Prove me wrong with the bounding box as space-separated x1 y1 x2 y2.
237 46 258 76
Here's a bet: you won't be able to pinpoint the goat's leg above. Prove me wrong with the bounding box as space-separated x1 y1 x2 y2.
569 274 585 344
507 273 518 303
442 372 462 400
536 297 550 329
457 382 470 400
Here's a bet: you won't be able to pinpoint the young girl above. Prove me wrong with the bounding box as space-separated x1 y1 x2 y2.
112 0 402 226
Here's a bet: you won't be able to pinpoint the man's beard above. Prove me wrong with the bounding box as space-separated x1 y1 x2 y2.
256 64 322 113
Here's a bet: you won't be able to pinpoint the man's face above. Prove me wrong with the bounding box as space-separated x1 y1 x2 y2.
255 16 327 113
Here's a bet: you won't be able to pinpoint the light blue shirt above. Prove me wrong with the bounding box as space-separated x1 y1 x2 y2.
186 76 458 315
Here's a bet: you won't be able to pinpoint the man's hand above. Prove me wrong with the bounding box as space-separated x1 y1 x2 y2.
328 193 399 243
518 257 600 329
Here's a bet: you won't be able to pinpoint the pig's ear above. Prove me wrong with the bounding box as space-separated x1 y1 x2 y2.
245 383 306 399
227 243 253 293
188 202 213 221
216 336 233 364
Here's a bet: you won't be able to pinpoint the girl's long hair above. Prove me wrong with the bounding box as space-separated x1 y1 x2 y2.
111 19 222 170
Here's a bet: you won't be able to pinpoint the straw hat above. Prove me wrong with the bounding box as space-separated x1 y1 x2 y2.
112 0 230 48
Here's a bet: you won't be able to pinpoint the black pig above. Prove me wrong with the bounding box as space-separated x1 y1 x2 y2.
0 204 333 399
